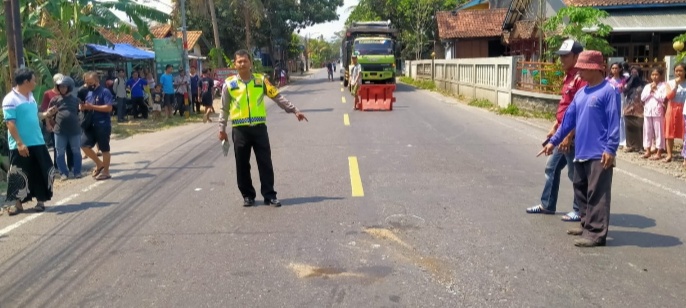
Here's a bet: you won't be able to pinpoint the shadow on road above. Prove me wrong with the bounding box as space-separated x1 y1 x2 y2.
111 151 139 156
610 213 656 229
282 196 345 206
299 108 334 113
395 83 417 92
607 230 682 248
49 201 117 215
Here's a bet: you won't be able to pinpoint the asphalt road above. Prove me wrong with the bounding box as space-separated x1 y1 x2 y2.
0 70 685 308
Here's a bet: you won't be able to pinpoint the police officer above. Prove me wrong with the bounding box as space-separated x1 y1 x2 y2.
218 49 308 207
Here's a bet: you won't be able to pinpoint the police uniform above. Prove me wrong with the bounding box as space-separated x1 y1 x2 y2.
219 73 300 207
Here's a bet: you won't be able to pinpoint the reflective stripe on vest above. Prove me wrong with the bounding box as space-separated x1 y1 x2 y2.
227 73 267 127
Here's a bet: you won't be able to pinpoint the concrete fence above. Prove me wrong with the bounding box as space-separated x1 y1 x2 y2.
405 57 518 108
404 55 683 113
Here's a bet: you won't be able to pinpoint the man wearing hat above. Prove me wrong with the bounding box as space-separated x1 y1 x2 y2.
526 39 586 221
540 50 621 247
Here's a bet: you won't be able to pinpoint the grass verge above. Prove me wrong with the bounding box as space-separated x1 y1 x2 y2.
399 76 554 120
111 113 207 139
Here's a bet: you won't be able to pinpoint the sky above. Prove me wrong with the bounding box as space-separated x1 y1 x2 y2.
115 0 358 41
301 0 360 41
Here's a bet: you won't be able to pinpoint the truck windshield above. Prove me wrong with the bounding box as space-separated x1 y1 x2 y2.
354 39 393 56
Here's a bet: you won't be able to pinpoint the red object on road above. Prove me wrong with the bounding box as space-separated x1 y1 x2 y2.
356 84 396 111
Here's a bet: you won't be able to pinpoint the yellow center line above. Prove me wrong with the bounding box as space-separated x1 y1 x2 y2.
341 87 344 92
348 157 364 197
341 96 346 103
343 113 350 126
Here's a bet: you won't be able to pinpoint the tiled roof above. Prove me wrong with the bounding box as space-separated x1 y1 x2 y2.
564 0 686 7
98 25 202 51
511 20 537 40
150 24 173 38
437 8 508 40
97 28 149 48
177 31 203 51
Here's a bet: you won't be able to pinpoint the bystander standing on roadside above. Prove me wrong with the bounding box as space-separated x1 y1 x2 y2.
80 71 113 181
113 69 128 122
526 39 586 222
641 67 667 160
540 50 620 247
3 68 58 216
49 76 83 180
160 65 175 120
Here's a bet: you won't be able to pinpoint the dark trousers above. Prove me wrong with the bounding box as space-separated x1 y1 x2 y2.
232 124 276 200
625 116 643 150
191 92 200 113
573 160 613 243
131 96 149 119
174 93 186 116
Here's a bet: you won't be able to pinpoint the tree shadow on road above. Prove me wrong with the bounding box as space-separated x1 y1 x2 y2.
607 230 682 248
281 196 345 206
610 213 657 229
48 201 117 215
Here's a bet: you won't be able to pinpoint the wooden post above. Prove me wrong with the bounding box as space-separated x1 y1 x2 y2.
4 0 17 84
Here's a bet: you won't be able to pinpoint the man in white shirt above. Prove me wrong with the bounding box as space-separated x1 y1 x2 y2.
350 52 362 109
113 69 128 122
173 68 191 117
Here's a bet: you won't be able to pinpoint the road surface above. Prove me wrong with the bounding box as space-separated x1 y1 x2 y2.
0 70 684 307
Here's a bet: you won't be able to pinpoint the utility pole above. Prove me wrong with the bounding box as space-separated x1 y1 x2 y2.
4 0 17 83
11 0 24 68
305 33 309 72
180 0 191 117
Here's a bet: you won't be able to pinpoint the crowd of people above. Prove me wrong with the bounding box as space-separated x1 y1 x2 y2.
526 39 686 248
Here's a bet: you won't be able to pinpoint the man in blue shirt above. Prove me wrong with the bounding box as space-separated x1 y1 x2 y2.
126 71 148 119
159 64 175 119
81 71 114 181
540 50 620 247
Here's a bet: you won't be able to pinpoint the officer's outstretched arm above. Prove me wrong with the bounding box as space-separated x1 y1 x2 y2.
264 78 299 114
218 82 230 133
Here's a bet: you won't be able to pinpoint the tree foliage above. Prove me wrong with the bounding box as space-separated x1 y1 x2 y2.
542 6 614 58
674 33 686 63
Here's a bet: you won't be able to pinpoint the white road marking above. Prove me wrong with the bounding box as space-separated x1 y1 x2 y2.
0 181 104 237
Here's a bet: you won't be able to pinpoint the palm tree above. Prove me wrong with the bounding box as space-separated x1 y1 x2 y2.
189 0 223 66
230 0 265 50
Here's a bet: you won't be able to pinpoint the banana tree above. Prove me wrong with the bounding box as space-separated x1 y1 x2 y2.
189 0 223 66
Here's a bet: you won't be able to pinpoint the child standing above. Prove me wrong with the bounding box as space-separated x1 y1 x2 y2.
606 63 627 149
641 67 666 160
151 84 163 121
664 63 686 163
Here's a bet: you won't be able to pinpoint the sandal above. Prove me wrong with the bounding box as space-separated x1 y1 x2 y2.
526 204 554 214
561 211 581 222
664 156 673 163
34 202 45 212
95 173 111 181
92 166 104 178
7 203 24 216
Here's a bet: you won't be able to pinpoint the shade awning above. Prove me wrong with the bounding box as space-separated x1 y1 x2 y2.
589 8 686 32
85 43 155 60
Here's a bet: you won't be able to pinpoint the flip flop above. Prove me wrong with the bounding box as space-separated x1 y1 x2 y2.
92 166 104 178
561 211 581 222
95 173 111 181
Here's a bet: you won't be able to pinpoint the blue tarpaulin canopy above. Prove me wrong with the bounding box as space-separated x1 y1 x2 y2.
85 43 155 60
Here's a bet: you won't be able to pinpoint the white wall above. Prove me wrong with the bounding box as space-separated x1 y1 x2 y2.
405 57 517 108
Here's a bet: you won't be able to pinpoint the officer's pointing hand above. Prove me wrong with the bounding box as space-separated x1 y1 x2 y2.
295 112 308 122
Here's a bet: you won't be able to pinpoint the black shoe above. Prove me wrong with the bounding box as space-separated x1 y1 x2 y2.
264 198 281 207
243 197 255 207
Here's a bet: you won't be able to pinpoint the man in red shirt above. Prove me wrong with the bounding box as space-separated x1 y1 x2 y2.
526 39 586 221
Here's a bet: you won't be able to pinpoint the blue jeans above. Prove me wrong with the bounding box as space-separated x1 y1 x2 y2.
540 146 579 213
55 133 83 176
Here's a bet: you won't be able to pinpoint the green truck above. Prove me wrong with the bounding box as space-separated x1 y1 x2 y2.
342 21 399 87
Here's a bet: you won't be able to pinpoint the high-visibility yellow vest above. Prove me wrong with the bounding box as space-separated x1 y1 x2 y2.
225 73 278 127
